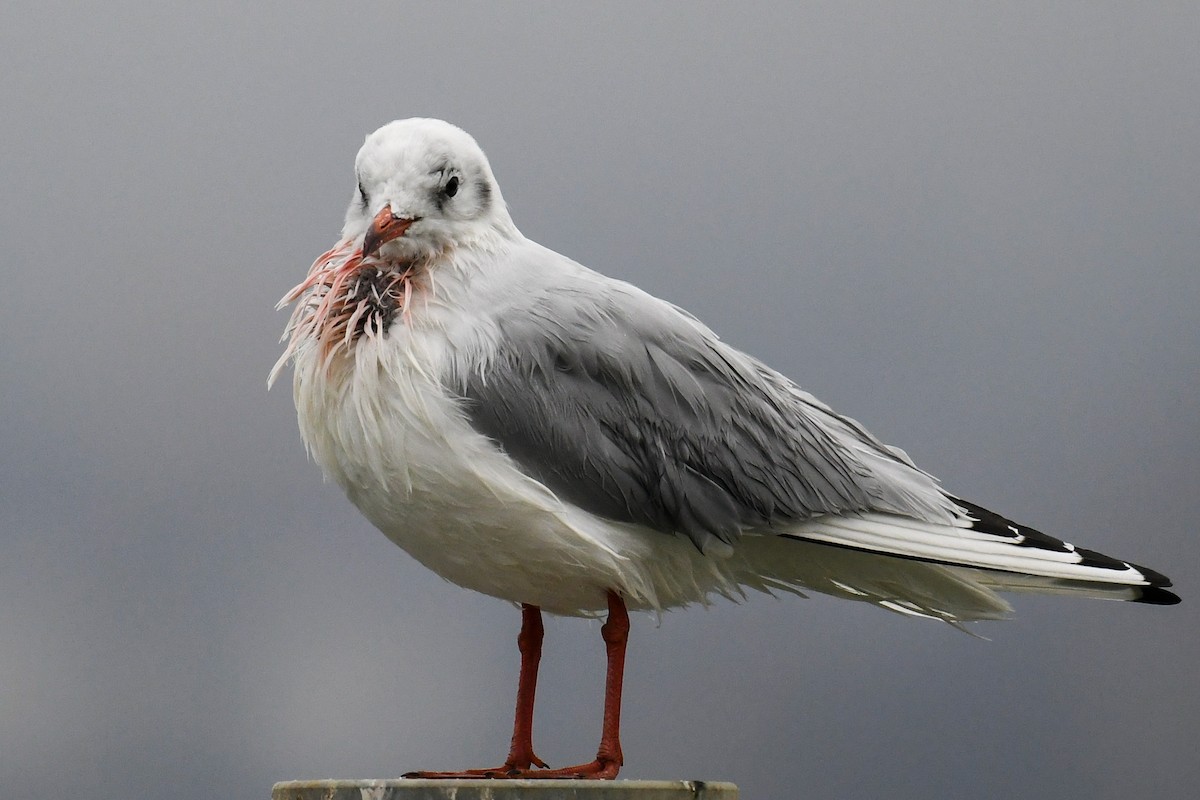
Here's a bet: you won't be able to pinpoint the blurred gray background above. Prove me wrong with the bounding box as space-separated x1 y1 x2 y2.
2 3 1196 798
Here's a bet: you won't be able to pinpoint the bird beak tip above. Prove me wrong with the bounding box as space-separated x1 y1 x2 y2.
362 206 416 258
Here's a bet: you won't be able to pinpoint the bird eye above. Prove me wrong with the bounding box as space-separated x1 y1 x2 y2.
444 176 459 198
358 180 369 208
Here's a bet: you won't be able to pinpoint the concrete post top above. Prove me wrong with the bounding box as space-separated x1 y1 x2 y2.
273 779 738 800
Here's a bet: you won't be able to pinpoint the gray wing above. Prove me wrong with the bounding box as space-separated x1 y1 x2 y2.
456 280 959 553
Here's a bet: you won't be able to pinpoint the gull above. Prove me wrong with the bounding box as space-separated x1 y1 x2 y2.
272 118 1178 780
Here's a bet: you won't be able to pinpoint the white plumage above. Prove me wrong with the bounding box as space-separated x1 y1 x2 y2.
272 118 1176 780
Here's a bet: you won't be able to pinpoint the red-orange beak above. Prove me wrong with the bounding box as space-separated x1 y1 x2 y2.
362 206 416 258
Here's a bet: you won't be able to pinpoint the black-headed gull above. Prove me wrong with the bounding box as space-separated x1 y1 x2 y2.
272 118 1178 779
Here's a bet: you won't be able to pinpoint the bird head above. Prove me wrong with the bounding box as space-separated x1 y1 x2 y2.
344 118 515 265
270 119 517 387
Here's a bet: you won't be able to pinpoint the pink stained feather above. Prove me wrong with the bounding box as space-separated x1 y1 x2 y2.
269 237 418 387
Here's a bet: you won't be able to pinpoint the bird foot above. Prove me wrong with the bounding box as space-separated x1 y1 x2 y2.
505 756 621 780
404 755 619 781
403 749 550 779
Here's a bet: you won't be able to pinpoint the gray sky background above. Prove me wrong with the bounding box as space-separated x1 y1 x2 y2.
2 3 1197 798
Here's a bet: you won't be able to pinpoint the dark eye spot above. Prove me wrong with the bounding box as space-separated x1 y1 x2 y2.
358 180 369 209
476 179 492 211
444 176 459 198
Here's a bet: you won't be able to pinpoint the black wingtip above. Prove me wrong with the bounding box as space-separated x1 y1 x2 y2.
1127 561 1174 588
1134 586 1182 606
1073 546 1134 572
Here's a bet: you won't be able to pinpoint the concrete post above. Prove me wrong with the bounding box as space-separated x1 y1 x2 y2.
273 779 738 800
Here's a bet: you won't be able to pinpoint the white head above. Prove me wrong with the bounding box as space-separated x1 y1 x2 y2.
344 118 517 264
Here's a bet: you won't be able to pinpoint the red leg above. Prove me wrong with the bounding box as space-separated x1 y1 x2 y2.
404 604 548 778
507 590 628 779
405 591 630 781
503 604 549 769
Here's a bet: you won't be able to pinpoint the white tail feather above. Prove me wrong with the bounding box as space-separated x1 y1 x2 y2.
792 512 1155 586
